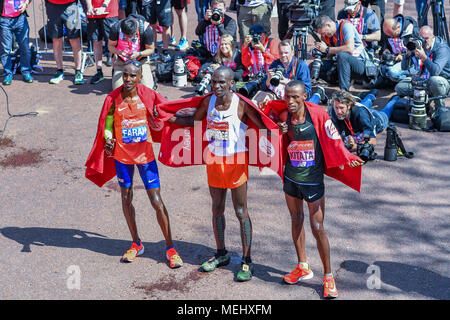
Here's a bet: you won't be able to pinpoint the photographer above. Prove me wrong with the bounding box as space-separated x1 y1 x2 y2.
241 24 279 77
195 0 237 61
86 0 119 84
312 15 369 92
0 0 33 85
108 14 155 90
329 90 388 160
396 25 450 110
337 0 381 49
265 40 311 99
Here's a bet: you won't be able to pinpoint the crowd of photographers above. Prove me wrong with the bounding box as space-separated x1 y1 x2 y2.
1 0 449 158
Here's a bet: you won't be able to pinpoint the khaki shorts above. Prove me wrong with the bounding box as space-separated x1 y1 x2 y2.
238 2 272 42
112 58 154 90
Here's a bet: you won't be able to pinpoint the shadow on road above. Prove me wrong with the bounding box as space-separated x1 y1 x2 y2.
340 260 450 300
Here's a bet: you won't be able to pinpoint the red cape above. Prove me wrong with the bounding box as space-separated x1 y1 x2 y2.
264 100 362 192
155 92 285 179
85 84 167 187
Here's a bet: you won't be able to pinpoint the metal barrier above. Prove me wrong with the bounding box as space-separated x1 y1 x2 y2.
30 0 95 74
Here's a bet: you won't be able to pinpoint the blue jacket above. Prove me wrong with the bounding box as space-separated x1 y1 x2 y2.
269 57 312 97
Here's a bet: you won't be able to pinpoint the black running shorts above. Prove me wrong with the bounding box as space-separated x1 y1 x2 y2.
45 1 81 39
283 178 325 203
145 0 173 27
87 17 119 42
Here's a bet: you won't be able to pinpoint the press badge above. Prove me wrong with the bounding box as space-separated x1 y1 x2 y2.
288 140 315 168
122 125 148 144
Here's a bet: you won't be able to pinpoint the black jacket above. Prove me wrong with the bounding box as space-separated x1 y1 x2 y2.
195 14 237 41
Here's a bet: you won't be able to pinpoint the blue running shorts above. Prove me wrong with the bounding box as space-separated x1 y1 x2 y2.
114 160 161 190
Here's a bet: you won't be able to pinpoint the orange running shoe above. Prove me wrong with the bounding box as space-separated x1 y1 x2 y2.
283 263 314 284
121 241 144 263
323 275 338 299
166 247 183 269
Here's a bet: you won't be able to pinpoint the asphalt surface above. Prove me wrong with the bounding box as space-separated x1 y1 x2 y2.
0 1 449 301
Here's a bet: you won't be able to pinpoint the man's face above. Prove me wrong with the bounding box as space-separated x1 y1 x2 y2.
384 22 401 38
284 85 307 113
211 2 225 13
333 101 350 120
279 45 293 65
211 70 233 98
317 22 335 38
347 2 361 17
122 63 142 91
420 31 435 51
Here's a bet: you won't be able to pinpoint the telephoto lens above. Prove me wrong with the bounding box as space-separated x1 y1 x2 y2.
384 124 398 161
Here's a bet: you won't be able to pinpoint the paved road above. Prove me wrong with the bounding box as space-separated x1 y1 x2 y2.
0 1 449 301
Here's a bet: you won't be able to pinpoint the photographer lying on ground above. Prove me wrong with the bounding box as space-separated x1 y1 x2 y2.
195 0 237 62
329 90 389 162
312 15 373 92
395 25 450 112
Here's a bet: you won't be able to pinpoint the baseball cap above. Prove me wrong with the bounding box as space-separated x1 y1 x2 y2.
249 24 265 35
344 0 360 11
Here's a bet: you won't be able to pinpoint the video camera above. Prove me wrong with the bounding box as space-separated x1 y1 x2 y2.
287 0 321 28
357 134 376 162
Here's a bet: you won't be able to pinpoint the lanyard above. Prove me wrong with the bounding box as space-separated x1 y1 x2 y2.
348 9 364 35
343 117 354 137
285 57 298 79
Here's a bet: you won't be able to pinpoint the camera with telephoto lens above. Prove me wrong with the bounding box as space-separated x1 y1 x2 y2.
406 35 426 51
251 33 262 47
210 8 224 23
287 0 320 27
310 48 325 80
195 67 214 96
269 66 286 86
357 134 376 162
238 72 266 98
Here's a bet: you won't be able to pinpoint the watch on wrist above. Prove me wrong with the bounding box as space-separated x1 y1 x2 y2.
363 35 367 41
325 47 330 54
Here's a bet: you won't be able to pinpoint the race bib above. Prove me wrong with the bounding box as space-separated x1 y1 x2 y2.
288 140 315 168
206 120 229 142
122 125 148 144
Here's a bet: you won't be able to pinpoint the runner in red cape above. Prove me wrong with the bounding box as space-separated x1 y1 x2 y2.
274 80 364 299
154 66 279 281
84 61 183 268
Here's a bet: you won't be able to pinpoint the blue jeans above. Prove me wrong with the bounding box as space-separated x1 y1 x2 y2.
0 14 31 76
195 0 212 22
382 61 409 82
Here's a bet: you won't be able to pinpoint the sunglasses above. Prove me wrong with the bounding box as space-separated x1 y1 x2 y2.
125 59 142 68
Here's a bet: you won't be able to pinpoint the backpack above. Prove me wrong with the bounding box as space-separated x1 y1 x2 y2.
184 56 201 81
155 60 173 82
431 107 450 131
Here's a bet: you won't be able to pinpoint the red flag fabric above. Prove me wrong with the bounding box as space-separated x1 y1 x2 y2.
155 92 285 179
264 100 362 192
85 84 167 187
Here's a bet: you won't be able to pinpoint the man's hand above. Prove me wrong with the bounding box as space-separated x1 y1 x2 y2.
129 51 140 60
104 138 116 157
243 35 252 48
277 122 288 134
314 41 328 54
86 4 95 15
394 54 403 62
204 9 212 21
348 158 365 168
252 41 265 53
414 46 427 61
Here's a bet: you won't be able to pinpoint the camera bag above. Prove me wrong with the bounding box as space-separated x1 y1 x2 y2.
156 61 173 83
391 98 410 124
431 106 450 131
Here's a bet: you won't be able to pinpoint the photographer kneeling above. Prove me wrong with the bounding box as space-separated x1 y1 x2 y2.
329 90 389 161
395 25 450 111
312 15 373 92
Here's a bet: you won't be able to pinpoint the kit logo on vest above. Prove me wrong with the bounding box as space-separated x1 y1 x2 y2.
259 135 275 158
325 120 340 140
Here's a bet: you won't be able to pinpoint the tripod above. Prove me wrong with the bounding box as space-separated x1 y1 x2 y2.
419 0 450 45
285 25 310 60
